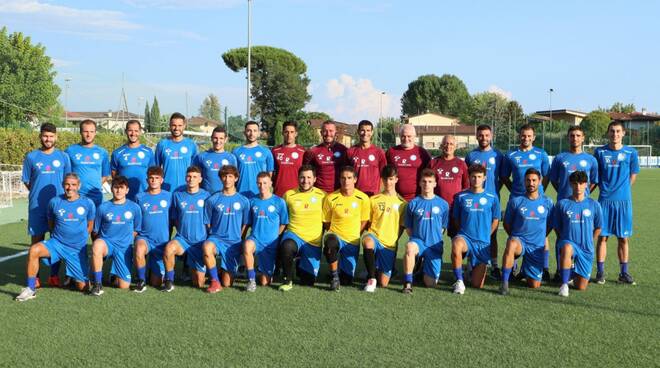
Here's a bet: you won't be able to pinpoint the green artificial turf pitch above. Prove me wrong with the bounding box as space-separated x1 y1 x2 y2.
0 170 659 367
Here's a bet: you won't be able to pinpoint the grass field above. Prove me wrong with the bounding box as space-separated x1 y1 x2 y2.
1 170 659 367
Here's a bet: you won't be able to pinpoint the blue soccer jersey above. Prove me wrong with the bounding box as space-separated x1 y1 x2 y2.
504 194 553 247
47 195 96 249
501 147 550 197
172 189 209 244
94 200 142 247
135 190 172 245
404 196 449 246
66 144 111 205
232 145 274 198
549 152 599 201
110 144 155 201
155 138 198 192
465 147 503 195
453 190 501 244
248 195 289 244
553 198 602 253
193 150 238 193
204 192 250 244
593 145 640 201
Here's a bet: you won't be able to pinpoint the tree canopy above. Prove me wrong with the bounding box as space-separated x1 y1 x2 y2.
581 110 611 144
401 74 472 120
199 94 221 122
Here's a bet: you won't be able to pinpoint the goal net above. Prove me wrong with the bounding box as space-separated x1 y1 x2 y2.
0 164 27 209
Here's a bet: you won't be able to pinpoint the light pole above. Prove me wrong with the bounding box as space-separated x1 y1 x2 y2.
64 77 71 128
545 88 553 150
137 96 145 123
379 91 385 146
246 0 252 121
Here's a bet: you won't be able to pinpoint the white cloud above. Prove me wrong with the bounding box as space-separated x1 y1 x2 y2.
487 85 513 100
121 0 243 9
52 58 74 68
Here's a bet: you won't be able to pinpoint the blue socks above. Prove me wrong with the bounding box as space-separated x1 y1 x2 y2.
27 277 37 290
209 267 219 282
453 267 463 281
247 268 256 281
404 273 413 284
560 268 571 285
137 266 146 281
543 250 549 269
50 262 60 277
620 262 628 275
166 270 175 282
94 271 102 284
502 267 512 283
597 261 605 274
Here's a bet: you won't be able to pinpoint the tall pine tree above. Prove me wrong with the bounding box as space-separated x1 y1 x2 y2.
143 101 151 132
150 97 161 131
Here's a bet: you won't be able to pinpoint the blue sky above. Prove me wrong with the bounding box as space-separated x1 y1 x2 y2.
2 0 659 123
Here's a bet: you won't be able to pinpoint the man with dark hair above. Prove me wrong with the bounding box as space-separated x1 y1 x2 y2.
347 120 386 196
386 124 431 201
193 126 237 193
303 120 349 193
111 120 155 201
66 119 111 206
593 121 639 285
322 166 370 290
155 113 198 192
233 121 274 198
554 171 603 297
272 121 305 197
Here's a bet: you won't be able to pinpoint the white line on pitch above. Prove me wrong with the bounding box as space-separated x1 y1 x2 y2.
0 250 28 263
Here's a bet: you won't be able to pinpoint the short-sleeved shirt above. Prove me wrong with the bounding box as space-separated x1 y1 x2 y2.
501 147 550 198
47 195 96 250
22 149 71 211
453 190 501 244
272 145 305 197
303 143 349 193
66 144 111 204
504 194 553 247
593 145 640 201
110 144 155 201
171 189 209 244
193 150 237 193
428 156 469 208
94 200 142 247
347 145 387 196
232 145 275 198
465 147 503 196
368 193 406 248
404 195 449 246
322 189 370 245
248 195 289 244
386 145 431 201
553 198 603 253
549 152 599 201
134 190 172 245
155 137 198 192
283 187 326 246
204 192 250 244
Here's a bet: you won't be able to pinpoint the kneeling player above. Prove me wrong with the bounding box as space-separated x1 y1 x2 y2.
362 165 406 292
401 168 448 294
499 168 553 295
554 171 602 297
161 166 210 292
90 176 142 296
16 173 95 301
278 165 326 291
133 166 172 291
451 164 501 294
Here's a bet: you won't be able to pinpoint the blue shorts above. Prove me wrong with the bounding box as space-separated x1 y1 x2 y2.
102 239 133 283
455 233 490 267
28 207 48 236
599 199 633 238
408 237 443 280
559 239 594 279
510 236 544 281
42 239 88 282
281 231 321 276
173 235 205 271
247 236 279 277
136 236 168 277
323 232 359 277
206 235 242 275
363 233 396 277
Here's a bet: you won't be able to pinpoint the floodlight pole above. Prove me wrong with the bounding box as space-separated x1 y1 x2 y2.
546 88 554 150
64 78 71 128
246 0 252 121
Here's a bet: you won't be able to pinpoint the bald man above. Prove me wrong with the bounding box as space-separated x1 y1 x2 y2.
385 124 431 201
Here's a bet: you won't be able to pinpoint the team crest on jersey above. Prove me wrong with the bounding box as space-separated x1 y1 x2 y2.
351 202 358 208
479 197 487 205
579 160 587 167
160 200 168 208
410 155 417 161
255 151 262 158
291 152 299 159
529 154 537 160
180 146 188 154
52 160 61 168
617 153 626 161
451 167 459 174
233 202 241 210
537 205 545 214
137 151 145 159
432 206 440 214
392 203 400 210
124 211 133 219
93 153 100 160
489 157 496 165
222 159 229 166
368 154 375 162
582 209 591 217
197 200 204 207
76 207 85 215
268 205 276 212
310 196 317 203
333 151 341 158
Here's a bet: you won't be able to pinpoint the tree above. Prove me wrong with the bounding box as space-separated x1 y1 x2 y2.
222 46 311 144
401 74 472 120
609 102 635 114
289 111 331 146
0 27 61 127
379 117 400 147
581 110 610 144
150 97 161 132
199 94 221 122
143 101 151 132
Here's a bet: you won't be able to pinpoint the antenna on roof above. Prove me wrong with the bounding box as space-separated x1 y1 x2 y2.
115 72 129 129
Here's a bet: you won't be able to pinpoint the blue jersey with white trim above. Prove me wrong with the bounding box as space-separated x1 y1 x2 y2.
465 147 503 195
553 198 602 253
22 149 71 211
135 190 172 244
155 138 198 192
593 145 639 201
66 144 111 204
501 147 550 197
248 195 289 244
404 195 449 246
94 200 142 247
504 194 553 247
453 190 501 243
232 145 274 198
47 195 95 250
204 192 250 243
172 189 209 244
549 152 599 201
110 144 155 200
193 150 237 193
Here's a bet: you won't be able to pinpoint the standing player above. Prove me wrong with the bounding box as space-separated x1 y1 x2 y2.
66 119 111 207
347 120 386 196
499 168 553 295
161 166 210 292
110 120 155 201
386 124 431 201
401 169 449 294
362 165 406 292
322 166 370 290
451 164 501 294
243 172 288 291
155 112 198 192
202 165 250 292
89 176 142 296
233 121 274 198
272 121 305 197
303 120 349 193
277 165 326 291
593 121 639 285
193 126 236 194
22 123 71 286
16 173 95 301
465 124 504 279
133 166 172 291
554 171 602 297
501 124 550 198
